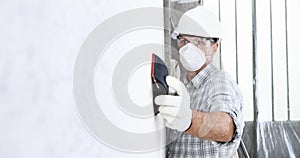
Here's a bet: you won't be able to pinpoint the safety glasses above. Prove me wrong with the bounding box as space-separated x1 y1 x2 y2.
177 34 216 48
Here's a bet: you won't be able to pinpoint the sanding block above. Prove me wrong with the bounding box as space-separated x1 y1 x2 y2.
151 53 169 115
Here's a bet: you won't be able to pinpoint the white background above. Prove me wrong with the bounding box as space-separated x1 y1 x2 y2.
0 0 163 157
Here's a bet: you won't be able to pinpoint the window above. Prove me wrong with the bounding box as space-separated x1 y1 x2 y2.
204 0 300 121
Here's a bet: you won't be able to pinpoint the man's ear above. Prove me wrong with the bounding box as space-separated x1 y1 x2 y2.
212 42 219 55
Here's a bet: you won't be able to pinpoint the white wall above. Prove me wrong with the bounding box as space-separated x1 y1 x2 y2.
0 0 165 157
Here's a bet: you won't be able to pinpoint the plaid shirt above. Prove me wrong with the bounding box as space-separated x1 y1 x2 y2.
166 63 244 158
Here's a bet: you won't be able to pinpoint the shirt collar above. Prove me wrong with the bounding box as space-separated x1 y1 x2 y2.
184 63 218 88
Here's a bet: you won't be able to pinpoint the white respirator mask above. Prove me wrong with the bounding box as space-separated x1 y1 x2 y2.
179 43 206 71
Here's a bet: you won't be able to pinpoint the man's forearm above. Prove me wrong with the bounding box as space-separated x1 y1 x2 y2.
187 110 235 142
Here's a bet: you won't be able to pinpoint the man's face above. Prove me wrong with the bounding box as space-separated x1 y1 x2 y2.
177 35 218 64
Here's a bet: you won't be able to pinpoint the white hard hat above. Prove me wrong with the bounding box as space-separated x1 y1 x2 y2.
172 6 221 39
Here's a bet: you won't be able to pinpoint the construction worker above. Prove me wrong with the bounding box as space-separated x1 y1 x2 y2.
155 6 244 157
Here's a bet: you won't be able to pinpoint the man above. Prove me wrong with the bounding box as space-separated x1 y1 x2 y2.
155 6 244 157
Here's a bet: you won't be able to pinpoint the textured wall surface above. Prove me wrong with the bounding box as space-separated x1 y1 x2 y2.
0 0 163 157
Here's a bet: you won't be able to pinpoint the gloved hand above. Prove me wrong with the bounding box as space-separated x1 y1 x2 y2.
155 76 192 132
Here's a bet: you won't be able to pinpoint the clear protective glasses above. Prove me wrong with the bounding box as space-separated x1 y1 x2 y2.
177 34 216 48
